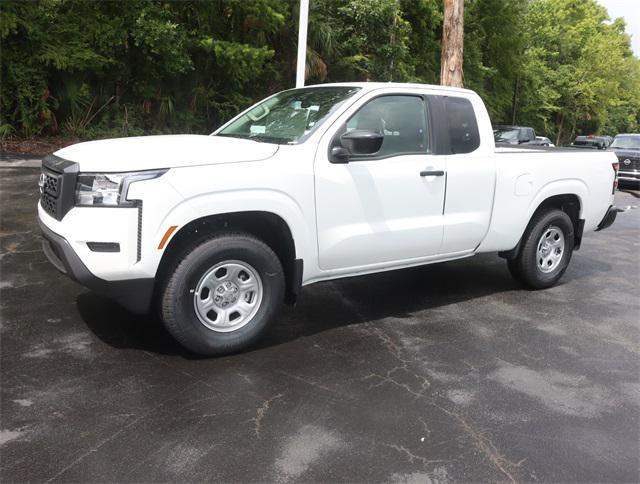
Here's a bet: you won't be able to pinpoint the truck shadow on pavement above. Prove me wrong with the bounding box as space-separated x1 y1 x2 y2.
618 188 639 198
76 252 610 357
76 294 191 356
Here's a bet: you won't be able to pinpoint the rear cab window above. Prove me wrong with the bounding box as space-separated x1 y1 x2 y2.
443 97 480 154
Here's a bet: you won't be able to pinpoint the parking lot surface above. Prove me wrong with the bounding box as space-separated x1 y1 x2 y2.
1 167 639 482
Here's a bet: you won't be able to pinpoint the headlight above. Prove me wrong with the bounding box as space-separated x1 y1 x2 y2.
75 170 167 207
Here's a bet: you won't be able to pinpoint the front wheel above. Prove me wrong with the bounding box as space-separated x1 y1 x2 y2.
160 233 285 355
508 209 575 289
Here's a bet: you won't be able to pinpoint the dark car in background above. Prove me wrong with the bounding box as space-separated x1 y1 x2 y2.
611 134 640 187
571 135 612 150
493 125 538 145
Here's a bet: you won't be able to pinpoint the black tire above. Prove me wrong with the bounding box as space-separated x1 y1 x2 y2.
508 209 575 289
160 233 284 355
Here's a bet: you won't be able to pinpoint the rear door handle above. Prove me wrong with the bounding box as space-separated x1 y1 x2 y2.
420 170 445 177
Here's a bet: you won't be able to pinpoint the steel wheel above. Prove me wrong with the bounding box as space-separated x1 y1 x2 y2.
536 225 565 273
193 260 263 332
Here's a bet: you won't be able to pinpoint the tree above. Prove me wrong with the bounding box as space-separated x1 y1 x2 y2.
463 0 526 122
440 0 464 87
316 0 413 82
401 0 442 84
515 0 640 143
1 0 638 141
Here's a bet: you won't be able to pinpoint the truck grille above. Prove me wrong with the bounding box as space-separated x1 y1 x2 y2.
39 155 79 221
39 170 61 217
42 171 59 196
40 192 58 217
617 156 640 172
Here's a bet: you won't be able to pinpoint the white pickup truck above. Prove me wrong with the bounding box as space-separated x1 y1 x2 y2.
38 83 619 355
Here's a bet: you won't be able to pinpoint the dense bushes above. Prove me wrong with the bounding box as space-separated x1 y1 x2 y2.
1 0 639 144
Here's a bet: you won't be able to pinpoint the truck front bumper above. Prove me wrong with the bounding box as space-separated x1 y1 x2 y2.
40 219 154 314
618 170 639 185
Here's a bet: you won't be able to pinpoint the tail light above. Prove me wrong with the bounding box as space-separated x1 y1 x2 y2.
612 162 619 193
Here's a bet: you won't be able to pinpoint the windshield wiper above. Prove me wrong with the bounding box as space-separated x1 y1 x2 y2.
247 135 291 145
217 133 249 140
216 133 290 145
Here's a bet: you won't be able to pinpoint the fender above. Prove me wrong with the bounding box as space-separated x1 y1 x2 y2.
526 178 587 221
143 188 314 277
477 178 587 253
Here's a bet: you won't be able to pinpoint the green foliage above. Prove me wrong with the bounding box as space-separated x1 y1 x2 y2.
200 39 274 86
401 0 442 84
0 0 638 142
0 0 288 137
332 0 412 81
515 0 640 142
463 0 526 122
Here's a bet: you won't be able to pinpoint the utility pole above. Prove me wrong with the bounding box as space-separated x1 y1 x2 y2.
440 0 464 87
296 0 310 88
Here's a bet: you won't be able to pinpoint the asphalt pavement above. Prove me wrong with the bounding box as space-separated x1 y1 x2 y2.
1 166 639 482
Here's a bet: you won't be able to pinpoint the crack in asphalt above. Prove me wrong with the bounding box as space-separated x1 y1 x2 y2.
249 392 284 437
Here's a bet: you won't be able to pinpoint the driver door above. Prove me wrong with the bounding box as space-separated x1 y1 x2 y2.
314 94 446 271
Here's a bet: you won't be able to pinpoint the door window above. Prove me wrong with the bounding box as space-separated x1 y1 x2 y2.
443 97 480 154
345 95 429 157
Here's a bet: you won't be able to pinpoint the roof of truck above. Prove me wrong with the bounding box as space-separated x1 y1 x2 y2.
302 82 475 96
493 125 534 130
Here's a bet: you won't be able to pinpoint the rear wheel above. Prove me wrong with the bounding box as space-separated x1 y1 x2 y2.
160 233 284 355
508 209 575 289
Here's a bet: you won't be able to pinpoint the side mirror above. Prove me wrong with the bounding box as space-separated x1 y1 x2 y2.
330 146 350 164
328 129 385 164
341 130 384 155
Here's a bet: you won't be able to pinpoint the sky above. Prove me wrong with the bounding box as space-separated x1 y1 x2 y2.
597 0 640 56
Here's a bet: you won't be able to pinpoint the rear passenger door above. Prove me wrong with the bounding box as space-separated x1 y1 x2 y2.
432 95 496 253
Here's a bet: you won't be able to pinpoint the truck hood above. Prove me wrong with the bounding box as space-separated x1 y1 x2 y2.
54 134 279 172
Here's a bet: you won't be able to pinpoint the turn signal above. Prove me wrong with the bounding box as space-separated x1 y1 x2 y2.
158 226 178 250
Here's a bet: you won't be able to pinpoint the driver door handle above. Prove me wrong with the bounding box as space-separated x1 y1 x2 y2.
420 170 445 177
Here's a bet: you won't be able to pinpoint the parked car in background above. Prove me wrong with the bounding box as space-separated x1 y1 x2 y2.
571 135 611 150
610 133 640 187
535 136 555 147
494 125 537 145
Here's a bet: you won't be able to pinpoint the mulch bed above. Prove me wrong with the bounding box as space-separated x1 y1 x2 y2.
0 137 80 157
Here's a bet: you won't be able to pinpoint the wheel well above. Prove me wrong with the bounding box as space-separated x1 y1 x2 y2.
534 194 581 226
155 211 300 305
499 194 583 259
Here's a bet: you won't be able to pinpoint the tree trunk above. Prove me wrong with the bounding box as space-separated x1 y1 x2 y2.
388 0 399 81
511 75 519 125
440 0 464 88
555 112 564 146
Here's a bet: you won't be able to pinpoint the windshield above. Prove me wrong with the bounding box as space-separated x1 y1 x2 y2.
610 135 640 150
494 128 519 141
216 86 361 144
